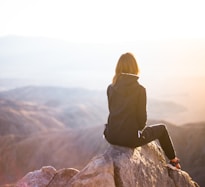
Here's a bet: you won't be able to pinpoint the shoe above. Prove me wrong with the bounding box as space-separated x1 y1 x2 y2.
169 157 181 169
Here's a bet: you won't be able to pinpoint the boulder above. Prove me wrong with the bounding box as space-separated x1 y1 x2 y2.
48 168 79 187
15 166 56 187
14 142 199 187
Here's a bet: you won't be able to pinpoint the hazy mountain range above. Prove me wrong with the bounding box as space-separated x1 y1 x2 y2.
0 36 205 186
1 36 205 124
0 86 204 186
0 85 188 127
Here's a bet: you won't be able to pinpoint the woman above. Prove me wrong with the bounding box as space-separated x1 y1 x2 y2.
104 52 181 169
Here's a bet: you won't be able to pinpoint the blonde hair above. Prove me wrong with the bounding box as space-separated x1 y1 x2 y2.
112 52 139 85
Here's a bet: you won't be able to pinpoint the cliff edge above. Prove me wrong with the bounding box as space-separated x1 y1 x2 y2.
13 142 199 187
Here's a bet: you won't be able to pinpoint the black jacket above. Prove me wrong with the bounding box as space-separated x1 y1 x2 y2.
104 74 147 148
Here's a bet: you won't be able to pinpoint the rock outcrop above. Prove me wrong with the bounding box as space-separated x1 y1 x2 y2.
14 142 199 187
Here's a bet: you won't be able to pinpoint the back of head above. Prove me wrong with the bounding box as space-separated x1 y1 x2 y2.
112 52 139 84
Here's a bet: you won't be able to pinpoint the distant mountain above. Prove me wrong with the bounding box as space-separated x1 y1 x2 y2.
0 86 187 127
0 99 65 135
0 86 105 103
0 86 108 128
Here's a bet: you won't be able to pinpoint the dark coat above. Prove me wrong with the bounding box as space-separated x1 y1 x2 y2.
104 73 147 147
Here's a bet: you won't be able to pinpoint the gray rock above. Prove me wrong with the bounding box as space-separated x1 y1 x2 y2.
48 168 79 187
14 142 199 187
15 166 56 187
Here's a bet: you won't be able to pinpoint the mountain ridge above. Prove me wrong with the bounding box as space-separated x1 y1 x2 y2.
0 86 204 186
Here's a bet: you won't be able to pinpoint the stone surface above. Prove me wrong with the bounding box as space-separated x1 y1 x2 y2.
48 168 79 187
15 166 56 187
67 153 116 187
13 142 199 187
167 165 200 187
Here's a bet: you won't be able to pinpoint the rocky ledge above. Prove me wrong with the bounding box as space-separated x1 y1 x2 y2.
12 142 199 187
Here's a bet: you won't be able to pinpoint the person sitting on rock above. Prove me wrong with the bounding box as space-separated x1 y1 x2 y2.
104 52 181 169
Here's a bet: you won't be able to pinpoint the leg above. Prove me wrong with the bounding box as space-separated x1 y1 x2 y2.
136 124 176 160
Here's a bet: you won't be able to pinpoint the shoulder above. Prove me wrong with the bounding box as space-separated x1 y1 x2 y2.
138 83 146 97
107 84 113 95
139 83 146 91
107 84 113 91
135 80 146 91
138 84 146 94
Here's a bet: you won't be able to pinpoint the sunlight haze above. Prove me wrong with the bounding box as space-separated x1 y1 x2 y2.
0 0 205 42
1 2 205 186
0 0 205 124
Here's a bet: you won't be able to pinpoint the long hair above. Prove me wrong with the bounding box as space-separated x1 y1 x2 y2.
112 52 139 85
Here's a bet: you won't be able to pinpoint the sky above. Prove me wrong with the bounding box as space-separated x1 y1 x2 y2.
0 0 205 43
0 0 205 89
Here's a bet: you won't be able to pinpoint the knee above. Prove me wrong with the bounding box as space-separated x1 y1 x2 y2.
158 123 168 134
159 123 166 129
151 123 167 130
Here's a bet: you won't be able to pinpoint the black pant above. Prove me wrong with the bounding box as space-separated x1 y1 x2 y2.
135 124 176 160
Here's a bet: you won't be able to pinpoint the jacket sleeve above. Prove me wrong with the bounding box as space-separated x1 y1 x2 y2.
136 86 147 130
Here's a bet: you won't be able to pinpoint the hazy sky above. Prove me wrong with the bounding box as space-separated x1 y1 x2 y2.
0 0 205 43
0 0 205 90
